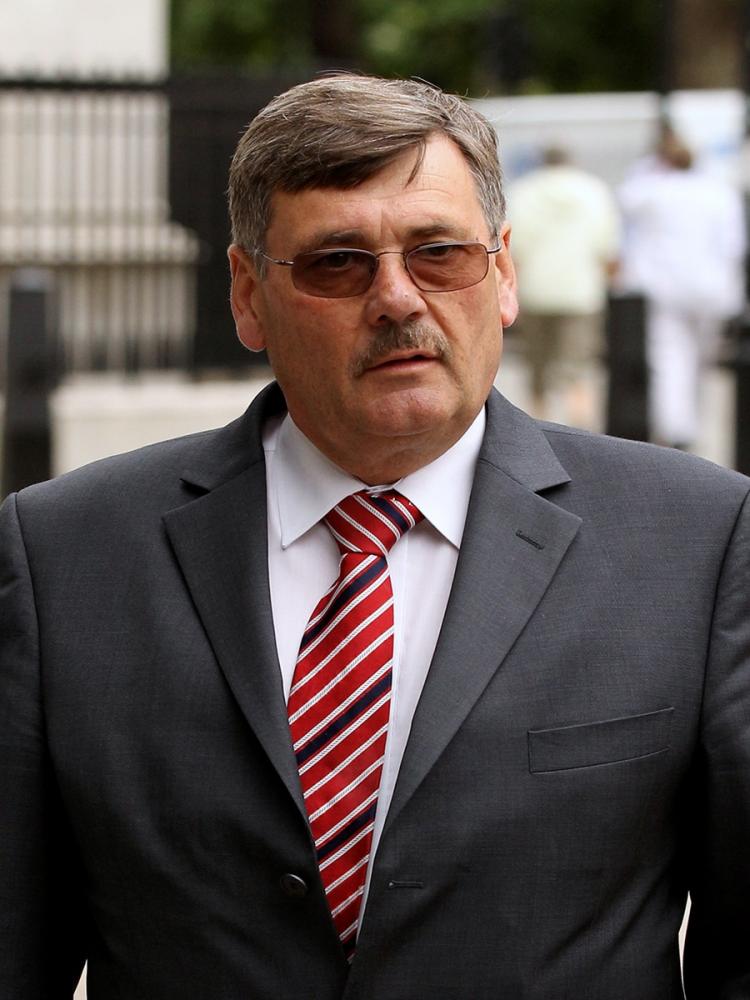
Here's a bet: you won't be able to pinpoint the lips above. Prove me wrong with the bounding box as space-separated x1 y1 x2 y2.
367 350 437 371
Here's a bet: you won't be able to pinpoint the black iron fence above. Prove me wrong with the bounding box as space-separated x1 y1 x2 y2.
0 72 308 492
166 73 310 369
0 72 311 381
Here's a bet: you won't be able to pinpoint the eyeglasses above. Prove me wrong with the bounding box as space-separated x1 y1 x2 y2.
259 240 502 298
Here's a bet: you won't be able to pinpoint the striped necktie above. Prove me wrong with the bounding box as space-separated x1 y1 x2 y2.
287 489 422 960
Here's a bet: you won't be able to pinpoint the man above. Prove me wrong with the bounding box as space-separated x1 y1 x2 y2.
1 74 748 999
509 146 620 428
618 130 745 450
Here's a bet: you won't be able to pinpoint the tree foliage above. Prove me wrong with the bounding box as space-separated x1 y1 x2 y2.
170 0 661 95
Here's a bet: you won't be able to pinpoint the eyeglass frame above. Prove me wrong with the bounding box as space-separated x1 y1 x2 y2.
257 240 503 298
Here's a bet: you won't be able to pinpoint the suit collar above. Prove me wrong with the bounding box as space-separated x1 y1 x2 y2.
480 388 571 495
178 381 285 493
163 380 310 820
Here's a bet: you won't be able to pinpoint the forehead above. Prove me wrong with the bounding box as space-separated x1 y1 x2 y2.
265 135 489 250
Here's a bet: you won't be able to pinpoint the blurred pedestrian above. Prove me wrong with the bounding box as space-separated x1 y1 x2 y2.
618 132 745 449
509 147 620 428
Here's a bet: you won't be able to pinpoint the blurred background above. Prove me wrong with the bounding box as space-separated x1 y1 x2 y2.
3 0 750 504
2 4 741 994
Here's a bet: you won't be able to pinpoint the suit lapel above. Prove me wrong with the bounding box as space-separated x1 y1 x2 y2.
163 384 307 818
383 392 582 836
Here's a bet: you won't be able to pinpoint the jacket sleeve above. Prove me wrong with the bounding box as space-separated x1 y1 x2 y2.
0 493 87 999
682 488 750 997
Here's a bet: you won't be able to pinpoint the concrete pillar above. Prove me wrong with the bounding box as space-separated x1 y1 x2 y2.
0 0 167 77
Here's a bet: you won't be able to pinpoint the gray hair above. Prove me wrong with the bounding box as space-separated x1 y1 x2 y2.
228 74 505 270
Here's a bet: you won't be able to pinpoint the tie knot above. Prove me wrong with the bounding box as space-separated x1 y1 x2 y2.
324 490 422 557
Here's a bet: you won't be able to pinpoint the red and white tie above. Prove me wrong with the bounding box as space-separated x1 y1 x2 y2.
287 489 422 960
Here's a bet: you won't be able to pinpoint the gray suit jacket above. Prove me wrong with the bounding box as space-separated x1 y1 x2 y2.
1 384 749 999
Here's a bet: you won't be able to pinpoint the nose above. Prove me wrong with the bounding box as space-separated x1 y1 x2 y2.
362 252 428 327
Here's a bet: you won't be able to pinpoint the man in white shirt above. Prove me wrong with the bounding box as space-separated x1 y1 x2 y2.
1 74 749 1000
509 147 620 428
618 132 745 449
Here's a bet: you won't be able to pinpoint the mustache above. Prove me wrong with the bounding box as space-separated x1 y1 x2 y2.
351 322 450 377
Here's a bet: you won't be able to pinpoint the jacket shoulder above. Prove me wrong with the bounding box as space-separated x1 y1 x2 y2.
541 422 750 509
16 428 217 508
10 405 266 536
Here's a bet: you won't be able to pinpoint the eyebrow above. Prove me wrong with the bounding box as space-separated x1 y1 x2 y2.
299 220 474 253
301 230 367 251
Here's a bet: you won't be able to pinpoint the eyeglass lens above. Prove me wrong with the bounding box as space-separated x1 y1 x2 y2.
291 243 490 298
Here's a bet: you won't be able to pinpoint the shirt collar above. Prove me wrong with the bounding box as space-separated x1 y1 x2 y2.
270 409 485 550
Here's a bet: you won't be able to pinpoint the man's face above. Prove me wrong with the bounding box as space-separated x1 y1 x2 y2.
228 134 517 483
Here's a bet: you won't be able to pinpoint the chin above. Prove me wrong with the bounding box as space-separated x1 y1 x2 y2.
363 400 458 441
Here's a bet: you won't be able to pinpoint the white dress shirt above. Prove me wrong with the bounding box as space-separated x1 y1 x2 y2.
262 407 484 898
618 165 745 317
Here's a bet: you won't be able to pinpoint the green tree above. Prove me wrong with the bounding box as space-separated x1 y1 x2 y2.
170 0 314 72
525 0 659 93
169 0 663 95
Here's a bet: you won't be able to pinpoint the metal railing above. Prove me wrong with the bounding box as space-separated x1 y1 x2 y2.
0 76 199 375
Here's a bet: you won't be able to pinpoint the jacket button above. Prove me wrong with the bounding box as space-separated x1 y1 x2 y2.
280 873 309 898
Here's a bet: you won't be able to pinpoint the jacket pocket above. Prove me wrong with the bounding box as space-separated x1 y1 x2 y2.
527 707 674 773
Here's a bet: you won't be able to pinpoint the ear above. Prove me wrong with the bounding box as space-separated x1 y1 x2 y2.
227 244 267 353
493 223 519 329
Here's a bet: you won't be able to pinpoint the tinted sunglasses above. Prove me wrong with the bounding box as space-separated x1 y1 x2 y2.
259 240 502 298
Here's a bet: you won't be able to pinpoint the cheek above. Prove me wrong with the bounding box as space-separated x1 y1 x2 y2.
448 296 502 361
267 318 354 401
456 315 503 394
